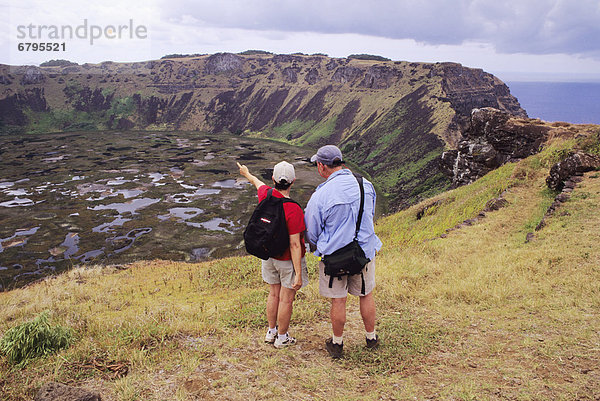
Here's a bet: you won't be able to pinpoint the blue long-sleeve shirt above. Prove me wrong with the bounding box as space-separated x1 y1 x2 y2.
304 169 382 260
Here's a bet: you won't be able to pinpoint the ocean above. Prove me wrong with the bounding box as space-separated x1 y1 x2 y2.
506 82 600 125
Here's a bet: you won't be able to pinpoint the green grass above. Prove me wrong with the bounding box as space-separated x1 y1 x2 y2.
23 95 136 134
344 312 446 375
24 108 103 134
271 119 315 141
0 311 72 367
377 159 517 245
298 116 338 145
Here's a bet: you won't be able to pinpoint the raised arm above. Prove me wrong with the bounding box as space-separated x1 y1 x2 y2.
237 162 266 190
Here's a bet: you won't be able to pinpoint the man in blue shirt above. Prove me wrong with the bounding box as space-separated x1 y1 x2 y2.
305 145 382 358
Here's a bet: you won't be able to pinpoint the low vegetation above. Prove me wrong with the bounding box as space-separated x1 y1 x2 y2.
160 54 206 59
238 50 273 56
0 311 71 367
347 54 392 62
1 135 599 400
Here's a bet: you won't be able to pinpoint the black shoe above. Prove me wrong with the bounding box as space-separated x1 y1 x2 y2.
366 335 379 349
325 338 343 359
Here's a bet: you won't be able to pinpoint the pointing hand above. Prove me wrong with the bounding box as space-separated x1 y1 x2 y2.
237 162 249 177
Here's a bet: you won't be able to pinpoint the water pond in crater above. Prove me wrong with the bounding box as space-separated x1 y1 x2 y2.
0 131 322 290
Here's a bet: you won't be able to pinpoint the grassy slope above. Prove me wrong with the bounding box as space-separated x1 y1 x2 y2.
1 139 600 400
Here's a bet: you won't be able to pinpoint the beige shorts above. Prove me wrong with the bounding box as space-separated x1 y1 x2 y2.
262 256 309 289
319 258 376 298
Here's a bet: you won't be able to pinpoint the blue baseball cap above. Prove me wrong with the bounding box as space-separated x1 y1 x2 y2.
310 145 343 165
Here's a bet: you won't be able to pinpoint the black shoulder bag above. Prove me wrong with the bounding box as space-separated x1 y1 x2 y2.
321 173 371 294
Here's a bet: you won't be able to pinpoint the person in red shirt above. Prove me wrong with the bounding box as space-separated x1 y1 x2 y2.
237 161 308 349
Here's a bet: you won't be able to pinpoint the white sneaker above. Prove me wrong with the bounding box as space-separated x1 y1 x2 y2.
274 334 297 349
265 329 277 344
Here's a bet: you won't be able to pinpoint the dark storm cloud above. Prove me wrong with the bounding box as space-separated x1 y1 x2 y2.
160 0 600 58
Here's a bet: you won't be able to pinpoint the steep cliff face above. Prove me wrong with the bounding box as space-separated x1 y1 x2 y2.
0 53 527 209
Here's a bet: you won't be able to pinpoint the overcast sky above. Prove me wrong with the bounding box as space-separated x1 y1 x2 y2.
2 0 600 82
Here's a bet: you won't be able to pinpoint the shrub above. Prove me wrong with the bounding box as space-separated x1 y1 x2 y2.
0 311 72 366
160 53 205 59
348 54 391 62
238 50 273 55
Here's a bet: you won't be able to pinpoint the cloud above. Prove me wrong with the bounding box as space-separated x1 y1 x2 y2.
158 0 600 58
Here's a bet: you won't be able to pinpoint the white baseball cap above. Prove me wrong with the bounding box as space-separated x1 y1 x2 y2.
272 161 295 184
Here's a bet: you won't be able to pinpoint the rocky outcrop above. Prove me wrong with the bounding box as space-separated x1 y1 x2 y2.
529 172 588 241
433 63 527 121
132 92 195 127
440 108 550 187
332 66 363 84
359 65 401 89
546 151 600 190
304 68 319 85
281 67 299 83
35 382 101 401
20 66 45 85
203 53 244 74
0 88 47 125
528 151 600 239
63 86 113 112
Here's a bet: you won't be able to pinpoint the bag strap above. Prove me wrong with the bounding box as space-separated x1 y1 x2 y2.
353 173 365 241
267 188 301 207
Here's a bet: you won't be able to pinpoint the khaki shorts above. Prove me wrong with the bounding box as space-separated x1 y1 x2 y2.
319 258 376 298
262 256 309 289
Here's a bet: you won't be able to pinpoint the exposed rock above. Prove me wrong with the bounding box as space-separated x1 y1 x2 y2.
485 197 509 211
35 382 101 401
325 59 338 70
304 68 319 85
63 86 113 112
116 118 135 130
359 65 401 89
546 151 600 190
61 66 81 74
177 65 189 76
281 67 298 83
535 219 546 231
0 88 48 125
332 66 363 84
434 63 527 121
20 66 45 85
203 53 244 74
272 54 303 63
0 75 12 84
534 161 593 233
441 108 550 187
331 99 360 142
555 192 571 203
132 92 194 127
416 199 444 219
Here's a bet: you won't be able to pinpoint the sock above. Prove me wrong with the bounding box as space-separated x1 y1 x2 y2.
366 330 377 340
278 332 288 341
268 327 278 335
332 334 343 345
